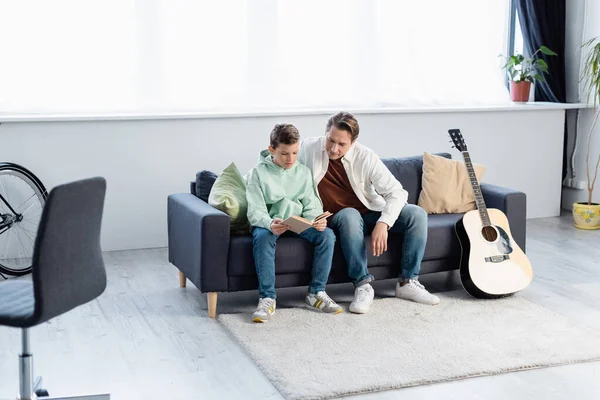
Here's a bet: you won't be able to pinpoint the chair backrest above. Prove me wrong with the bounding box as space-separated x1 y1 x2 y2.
31 177 107 325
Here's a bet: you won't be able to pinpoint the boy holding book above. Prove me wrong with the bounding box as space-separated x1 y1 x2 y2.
246 123 342 323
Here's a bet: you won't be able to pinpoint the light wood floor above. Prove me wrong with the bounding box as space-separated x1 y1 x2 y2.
1 212 599 400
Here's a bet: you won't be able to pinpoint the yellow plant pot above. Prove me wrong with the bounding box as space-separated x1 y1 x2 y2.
572 202 600 230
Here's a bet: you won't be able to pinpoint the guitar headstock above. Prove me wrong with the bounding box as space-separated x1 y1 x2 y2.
448 129 467 152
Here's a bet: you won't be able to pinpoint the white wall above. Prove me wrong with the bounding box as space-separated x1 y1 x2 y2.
1 109 565 251
562 0 600 208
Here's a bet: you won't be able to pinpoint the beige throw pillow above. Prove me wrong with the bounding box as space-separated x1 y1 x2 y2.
418 152 486 214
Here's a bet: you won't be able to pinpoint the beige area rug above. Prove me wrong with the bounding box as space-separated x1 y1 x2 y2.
219 290 600 400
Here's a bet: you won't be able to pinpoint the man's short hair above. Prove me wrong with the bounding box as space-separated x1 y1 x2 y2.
326 111 359 142
270 123 300 148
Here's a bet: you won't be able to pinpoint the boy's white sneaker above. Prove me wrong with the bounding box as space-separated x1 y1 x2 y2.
252 298 276 323
305 291 342 314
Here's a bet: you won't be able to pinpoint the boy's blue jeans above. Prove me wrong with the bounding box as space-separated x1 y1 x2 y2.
328 204 428 286
252 226 336 299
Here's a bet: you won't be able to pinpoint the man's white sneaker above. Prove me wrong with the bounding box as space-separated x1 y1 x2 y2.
395 279 440 305
349 283 375 314
252 298 276 323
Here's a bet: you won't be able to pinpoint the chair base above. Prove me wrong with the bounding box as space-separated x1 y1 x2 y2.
33 376 47 396
18 374 110 399
26 394 110 400
17 328 110 400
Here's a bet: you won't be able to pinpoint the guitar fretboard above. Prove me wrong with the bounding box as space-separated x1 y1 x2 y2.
462 151 490 226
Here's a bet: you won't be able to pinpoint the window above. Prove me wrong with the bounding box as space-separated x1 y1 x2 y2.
0 1 512 115
506 0 525 86
513 12 525 57
0 1 138 114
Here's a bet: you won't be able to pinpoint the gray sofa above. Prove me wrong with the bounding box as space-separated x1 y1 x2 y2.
167 153 526 317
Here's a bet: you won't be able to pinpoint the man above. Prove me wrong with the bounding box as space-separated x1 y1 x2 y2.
298 111 440 314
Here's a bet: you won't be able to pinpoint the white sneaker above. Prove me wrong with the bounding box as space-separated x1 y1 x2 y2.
252 298 276 323
306 291 343 314
349 283 375 314
396 279 440 305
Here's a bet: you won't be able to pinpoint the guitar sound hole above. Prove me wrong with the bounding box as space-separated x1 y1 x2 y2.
481 226 498 242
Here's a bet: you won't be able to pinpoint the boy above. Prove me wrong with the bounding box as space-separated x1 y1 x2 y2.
246 123 341 323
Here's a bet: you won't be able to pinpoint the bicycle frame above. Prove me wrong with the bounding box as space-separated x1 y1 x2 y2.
0 191 22 232
0 192 20 216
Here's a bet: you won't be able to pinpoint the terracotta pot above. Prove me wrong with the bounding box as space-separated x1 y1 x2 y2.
572 202 600 230
510 81 531 102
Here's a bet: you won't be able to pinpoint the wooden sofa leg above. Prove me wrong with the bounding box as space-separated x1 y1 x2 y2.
207 292 218 318
179 271 186 288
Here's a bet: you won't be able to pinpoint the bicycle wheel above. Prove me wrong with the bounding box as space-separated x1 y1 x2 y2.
0 163 47 276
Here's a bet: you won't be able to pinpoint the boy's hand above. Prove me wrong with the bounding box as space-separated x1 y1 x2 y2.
271 218 289 235
312 218 327 232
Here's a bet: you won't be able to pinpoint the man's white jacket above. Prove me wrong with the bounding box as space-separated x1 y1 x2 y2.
298 136 408 228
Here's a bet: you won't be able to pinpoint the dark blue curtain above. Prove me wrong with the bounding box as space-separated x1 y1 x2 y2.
515 0 567 179
515 0 566 102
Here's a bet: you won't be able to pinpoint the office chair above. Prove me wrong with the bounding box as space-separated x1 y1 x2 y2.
0 177 110 400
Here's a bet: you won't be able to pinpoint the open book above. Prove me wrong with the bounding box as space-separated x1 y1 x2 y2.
282 211 333 234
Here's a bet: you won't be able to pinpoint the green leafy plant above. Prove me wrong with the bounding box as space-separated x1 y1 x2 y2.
503 45 557 83
580 37 600 205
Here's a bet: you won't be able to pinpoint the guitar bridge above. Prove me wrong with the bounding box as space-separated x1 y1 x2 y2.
485 255 510 263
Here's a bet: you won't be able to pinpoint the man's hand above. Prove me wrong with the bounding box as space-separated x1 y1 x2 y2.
312 218 327 232
271 218 289 235
371 221 388 257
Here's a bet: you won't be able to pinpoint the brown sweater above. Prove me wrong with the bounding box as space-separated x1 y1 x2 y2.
317 158 369 215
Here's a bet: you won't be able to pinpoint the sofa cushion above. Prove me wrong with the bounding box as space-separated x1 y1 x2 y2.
341 214 463 269
228 213 464 277
424 213 464 260
208 163 250 235
418 152 486 214
195 170 218 202
228 235 315 276
381 153 451 205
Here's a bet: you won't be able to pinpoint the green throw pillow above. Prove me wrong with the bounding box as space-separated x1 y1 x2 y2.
208 162 250 235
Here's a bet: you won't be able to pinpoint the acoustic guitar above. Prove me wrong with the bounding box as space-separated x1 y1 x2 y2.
448 129 533 299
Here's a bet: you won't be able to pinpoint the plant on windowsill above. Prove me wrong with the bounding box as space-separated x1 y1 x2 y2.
573 37 600 230
503 45 557 102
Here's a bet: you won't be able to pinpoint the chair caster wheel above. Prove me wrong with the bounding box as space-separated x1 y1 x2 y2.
35 388 49 397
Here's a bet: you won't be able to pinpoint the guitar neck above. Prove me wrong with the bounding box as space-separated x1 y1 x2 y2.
462 151 491 226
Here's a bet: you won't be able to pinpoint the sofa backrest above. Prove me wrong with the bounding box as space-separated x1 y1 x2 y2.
190 152 453 206
381 153 451 205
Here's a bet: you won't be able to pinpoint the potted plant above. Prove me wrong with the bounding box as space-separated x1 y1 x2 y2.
573 37 600 230
503 45 557 102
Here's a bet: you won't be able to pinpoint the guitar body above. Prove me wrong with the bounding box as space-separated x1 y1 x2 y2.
455 208 533 299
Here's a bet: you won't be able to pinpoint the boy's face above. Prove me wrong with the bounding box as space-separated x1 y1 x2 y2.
325 127 353 160
269 142 299 169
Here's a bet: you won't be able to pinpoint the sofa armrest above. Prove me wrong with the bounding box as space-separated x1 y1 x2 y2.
167 193 230 292
480 183 527 252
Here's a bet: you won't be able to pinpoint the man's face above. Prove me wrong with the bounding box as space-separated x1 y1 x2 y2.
325 127 353 160
269 142 299 169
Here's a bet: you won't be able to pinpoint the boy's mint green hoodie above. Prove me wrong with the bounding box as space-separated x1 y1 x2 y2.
246 149 323 232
